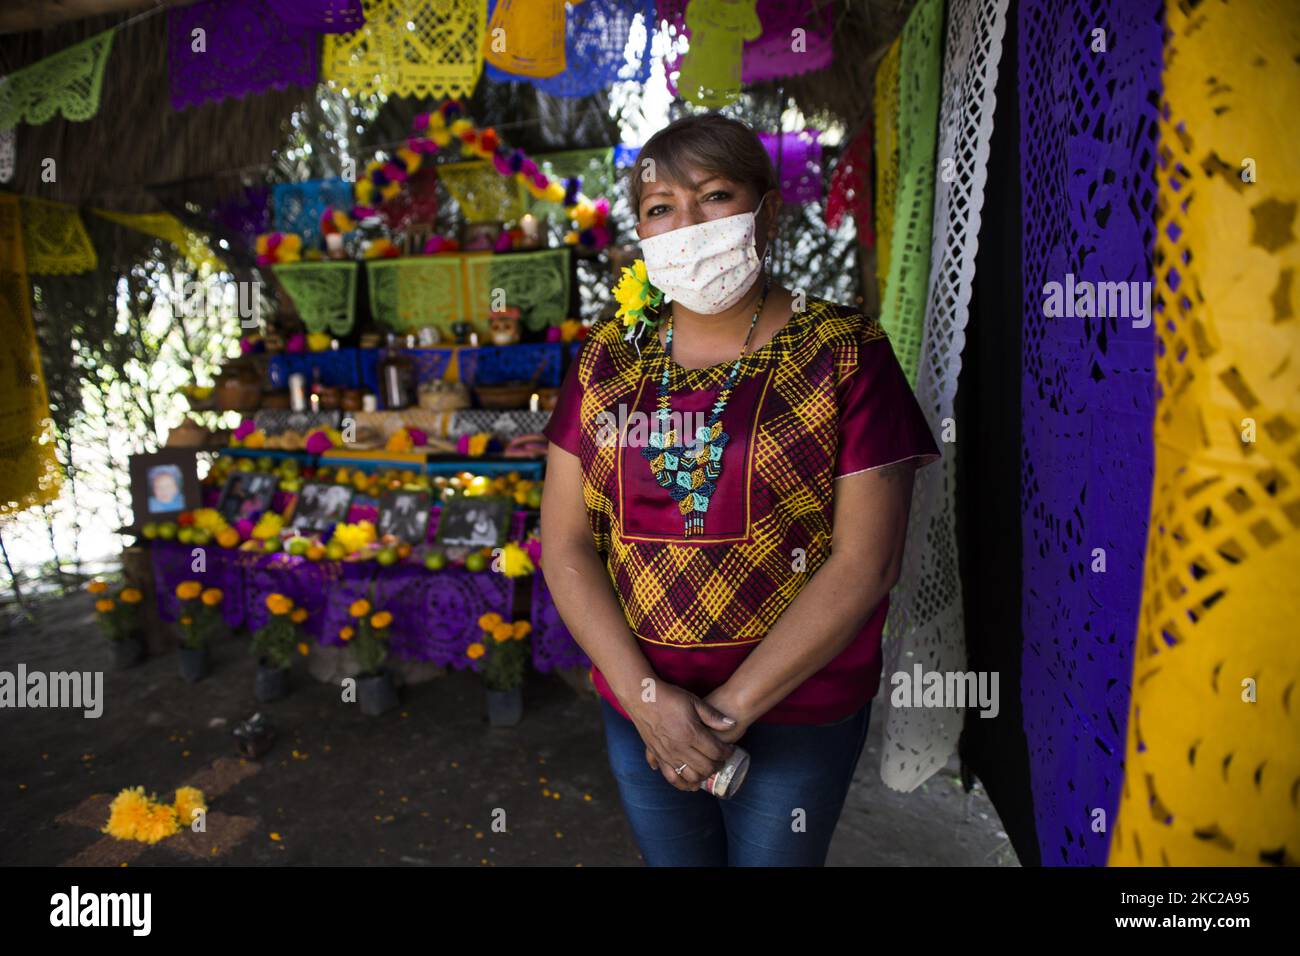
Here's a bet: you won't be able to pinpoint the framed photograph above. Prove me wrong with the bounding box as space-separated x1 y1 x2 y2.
290 482 354 533
377 490 432 543
460 220 502 252
129 450 201 523
217 471 281 523
435 495 513 549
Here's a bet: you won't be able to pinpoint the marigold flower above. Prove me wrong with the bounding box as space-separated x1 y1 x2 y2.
297 642 310 657
466 642 486 660
478 612 503 631
349 598 372 618
87 580 109 595
513 621 532 640
119 587 143 604
492 623 514 643
103 786 180 845
201 588 223 606
173 787 207 827
176 581 202 601
266 593 294 616
95 598 115 614
291 608 308 624
370 611 393 630
339 626 354 642
181 616 193 626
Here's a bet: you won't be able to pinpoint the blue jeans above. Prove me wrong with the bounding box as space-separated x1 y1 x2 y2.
599 697 872 866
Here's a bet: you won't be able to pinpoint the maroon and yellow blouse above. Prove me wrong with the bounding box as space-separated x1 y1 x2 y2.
543 297 940 724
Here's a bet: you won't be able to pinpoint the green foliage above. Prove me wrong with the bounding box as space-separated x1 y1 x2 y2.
252 614 297 670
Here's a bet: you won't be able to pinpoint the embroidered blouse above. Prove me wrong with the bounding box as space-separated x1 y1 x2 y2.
543 297 941 724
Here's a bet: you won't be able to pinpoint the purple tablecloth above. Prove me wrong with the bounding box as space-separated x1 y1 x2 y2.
149 540 579 671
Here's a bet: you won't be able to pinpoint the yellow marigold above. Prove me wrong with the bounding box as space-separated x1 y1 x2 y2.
95 598 115 614
252 511 283 541
175 581 202 601
201 588 223 606
180 616 193 626
103 786 180 845
87 579 109 595
290 607 308 624
466 642 486 660
478 612 503 631
119 587 143 604
385 428 414 453
513 621 532 641
467 432 490 457
297 642 310 657
339 626 355 642
491 623 514 644
349 598 371 618
173 786 207 828
499 541 535 578
370 611 393 630
266 593 294 616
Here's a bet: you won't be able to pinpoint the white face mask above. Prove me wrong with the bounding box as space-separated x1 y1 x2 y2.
638 197 767 314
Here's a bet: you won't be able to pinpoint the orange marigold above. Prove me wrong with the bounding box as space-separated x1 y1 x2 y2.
339 626 354 642
370 611 393 630
466 642 486 660
290 608 308 624
119 587 143 604
200 588 223 606
95 598 115 613
349 599 371 618
266 593 294 616
175 581 202 601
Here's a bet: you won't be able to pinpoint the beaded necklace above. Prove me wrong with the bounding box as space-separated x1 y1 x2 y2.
641 283 769 536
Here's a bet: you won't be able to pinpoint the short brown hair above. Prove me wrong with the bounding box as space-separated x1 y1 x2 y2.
627 113 778 218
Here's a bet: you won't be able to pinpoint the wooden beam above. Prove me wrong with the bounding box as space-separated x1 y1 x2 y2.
0 0 195 34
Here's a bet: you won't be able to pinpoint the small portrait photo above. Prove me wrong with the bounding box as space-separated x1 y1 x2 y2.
218 471 281 523
378 490 431 543
436 495 512 549
147 465 185 513
290 481 353 533
129 450 201 526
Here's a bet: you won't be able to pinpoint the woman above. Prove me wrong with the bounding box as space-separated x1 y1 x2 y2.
540 114 939 866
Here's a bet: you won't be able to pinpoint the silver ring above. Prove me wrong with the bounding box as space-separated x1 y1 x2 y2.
674 763 688 776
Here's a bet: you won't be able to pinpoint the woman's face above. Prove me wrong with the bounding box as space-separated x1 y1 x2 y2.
635 168 778 253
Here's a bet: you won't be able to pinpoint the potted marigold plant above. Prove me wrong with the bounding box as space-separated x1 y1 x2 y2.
252 593 305 702
174 581 224 682
90 579 145 668
469 613 531 726
342 598 399 716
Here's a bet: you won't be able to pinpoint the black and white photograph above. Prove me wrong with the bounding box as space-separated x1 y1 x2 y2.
377 490 432 543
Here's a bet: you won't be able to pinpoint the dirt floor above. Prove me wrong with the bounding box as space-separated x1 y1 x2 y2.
0 590 1017 866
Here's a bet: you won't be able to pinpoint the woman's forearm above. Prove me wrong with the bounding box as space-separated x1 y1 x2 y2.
713 552 896 722
541 538 657 710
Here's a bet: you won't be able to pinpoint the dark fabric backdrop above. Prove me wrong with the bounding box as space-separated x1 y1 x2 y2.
955 0 1040 867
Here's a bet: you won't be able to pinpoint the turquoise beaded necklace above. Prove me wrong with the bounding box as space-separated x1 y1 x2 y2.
641 283 769 536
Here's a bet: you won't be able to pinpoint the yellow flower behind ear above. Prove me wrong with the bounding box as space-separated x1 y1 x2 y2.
467 642 486 660
176 581 202 601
